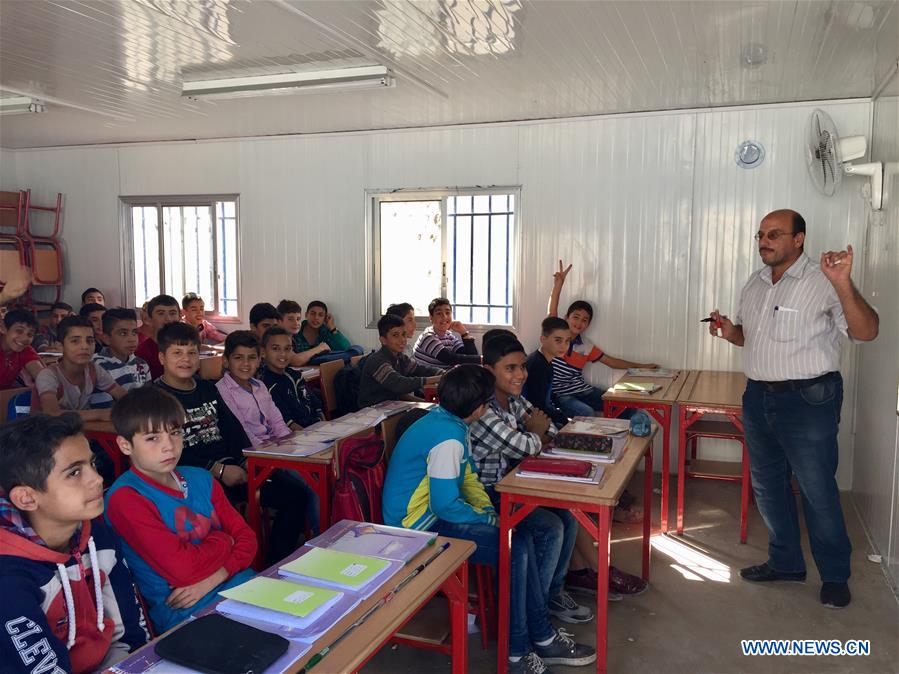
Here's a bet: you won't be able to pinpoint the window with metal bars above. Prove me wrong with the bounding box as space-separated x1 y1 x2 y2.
369 188 518 327
122 196 239 318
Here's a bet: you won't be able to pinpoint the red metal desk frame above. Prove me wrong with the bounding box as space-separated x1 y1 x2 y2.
495 438 653 674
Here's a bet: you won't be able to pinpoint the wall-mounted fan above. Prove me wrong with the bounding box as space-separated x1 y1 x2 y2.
807 108 883 210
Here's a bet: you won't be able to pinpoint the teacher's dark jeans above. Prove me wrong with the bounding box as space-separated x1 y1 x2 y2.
742 374 851 583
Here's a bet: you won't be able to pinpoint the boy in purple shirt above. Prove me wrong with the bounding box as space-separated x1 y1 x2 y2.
216 330 291 447
216 330 321 536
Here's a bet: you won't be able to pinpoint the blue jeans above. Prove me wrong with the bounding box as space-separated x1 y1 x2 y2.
518 507 578 601
742 374 851 583
558 386 635 420
557 387 605 417
432 520 555 657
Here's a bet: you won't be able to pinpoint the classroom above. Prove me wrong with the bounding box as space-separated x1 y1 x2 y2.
0 2 897 673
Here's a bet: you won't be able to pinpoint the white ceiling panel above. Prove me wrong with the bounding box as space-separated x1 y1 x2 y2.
0 0 895 149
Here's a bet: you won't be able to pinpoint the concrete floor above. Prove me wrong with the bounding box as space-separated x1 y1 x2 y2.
363 474 899 674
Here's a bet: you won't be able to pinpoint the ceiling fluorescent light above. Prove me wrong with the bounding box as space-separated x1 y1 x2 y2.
182 65 393 100
0 96 47 115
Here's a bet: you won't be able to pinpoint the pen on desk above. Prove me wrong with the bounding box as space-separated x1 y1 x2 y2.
300 542 451 673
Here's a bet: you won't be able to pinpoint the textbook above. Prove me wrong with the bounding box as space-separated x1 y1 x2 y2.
218 576 342 621
611 381 662 394
278 546 393 591
307 520 437 562
518 461 603 484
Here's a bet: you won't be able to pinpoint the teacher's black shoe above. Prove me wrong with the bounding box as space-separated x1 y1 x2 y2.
740 562 806 583
820 582 851 609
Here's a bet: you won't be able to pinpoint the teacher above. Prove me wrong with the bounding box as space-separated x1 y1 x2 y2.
710 208 878 609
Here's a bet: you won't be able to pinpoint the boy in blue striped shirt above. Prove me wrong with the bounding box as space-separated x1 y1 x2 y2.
91 308 151 407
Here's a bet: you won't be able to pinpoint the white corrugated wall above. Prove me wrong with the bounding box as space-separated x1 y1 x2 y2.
853 92 899 588
6 99 873 487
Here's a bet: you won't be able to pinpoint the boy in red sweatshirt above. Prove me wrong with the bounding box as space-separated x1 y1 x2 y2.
104 385 257 633
0 414 149 674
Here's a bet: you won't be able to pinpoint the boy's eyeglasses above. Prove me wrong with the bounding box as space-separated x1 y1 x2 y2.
754 230 795 241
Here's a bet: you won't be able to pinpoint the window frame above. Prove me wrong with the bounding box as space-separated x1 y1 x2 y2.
119 194 242 323
365 186 522 332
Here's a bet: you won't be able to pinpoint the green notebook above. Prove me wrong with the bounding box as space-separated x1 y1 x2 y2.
279 547 391 589
219 576 340 618
612 381 661 394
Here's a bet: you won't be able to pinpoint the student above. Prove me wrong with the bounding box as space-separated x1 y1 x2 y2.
90 307 152 407
153 322 306 562
0 414 149 673
547 261 659 418
277 299 330 366
79 303 107 354
523 316 571 428
385 302 416 339
294 300 352 352
470 334 592 625
412 298 481 369
137 302 154 343
105 386 256 633
217 330 320 535
383 365 595 672
260 326 324 429
216 331 292 446
81 287 105 307
134 294 182 379
248 302 282 341
33 301 74 352
182 293 226 345
0 308 43 388
358 314 443 409
33 316 126 419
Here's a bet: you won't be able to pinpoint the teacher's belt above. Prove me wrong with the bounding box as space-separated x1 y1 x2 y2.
751 371 838 394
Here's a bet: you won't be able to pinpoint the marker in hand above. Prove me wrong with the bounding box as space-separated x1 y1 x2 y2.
701 312 725 337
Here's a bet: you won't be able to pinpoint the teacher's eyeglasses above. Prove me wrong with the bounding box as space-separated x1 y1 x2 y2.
754 230 795 241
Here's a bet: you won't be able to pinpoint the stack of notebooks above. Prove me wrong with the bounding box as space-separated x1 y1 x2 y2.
545 417 630 464
215 522 437 643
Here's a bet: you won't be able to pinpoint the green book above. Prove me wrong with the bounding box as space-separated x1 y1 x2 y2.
279 547 392 589
612 381 661 394
218 576 340 618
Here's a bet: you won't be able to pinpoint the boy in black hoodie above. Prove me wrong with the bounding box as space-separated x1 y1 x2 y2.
0 414 148 673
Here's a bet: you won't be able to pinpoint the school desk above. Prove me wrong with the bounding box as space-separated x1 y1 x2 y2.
198 352 223 380
243 442 335 570
675 370 748 539
602 370 688 532
83 419 127 477
494 425 658 674
242 403 430 569
106 535 475 674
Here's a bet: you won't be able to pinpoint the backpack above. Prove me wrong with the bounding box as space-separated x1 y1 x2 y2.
331 432 385 524
332 353 371 417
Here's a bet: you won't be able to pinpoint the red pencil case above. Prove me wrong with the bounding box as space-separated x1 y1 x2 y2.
519 457 593 477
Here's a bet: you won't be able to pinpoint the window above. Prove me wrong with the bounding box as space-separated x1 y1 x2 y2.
369 188 519 327
122 196 239 318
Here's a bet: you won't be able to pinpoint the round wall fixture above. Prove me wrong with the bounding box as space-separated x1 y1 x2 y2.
735 140 765 169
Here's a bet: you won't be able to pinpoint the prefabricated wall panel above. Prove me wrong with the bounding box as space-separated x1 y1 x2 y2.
6 99 872 486
853 93 899 589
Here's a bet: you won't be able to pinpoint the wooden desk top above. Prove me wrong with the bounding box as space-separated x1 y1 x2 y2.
244 444 335 464
495 425 658 507
601 369 689 405
676 370 747 410
83 420 115 434
109 536 475 674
